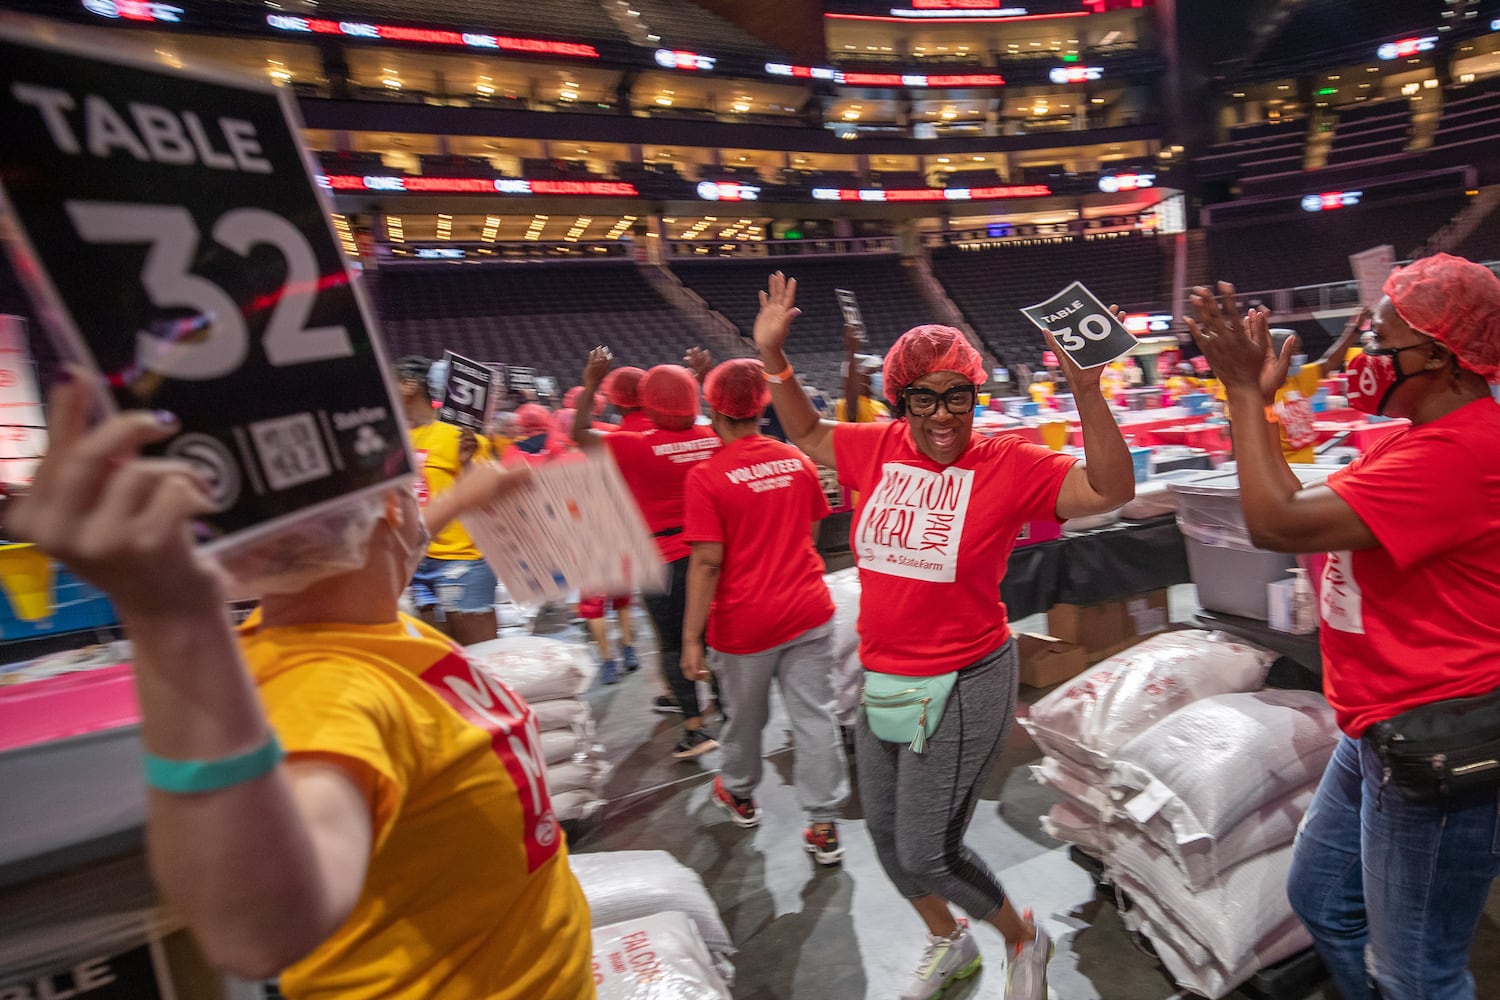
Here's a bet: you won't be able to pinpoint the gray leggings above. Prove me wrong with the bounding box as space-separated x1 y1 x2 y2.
854 640 1019 921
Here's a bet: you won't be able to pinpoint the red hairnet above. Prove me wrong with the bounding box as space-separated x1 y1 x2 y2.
881 325 988 404
704 358 771 420
602 366 646 408
547 409 576 453
1383 253 1500 381
641 365 701 418
562 385 606 417
515 403 553 436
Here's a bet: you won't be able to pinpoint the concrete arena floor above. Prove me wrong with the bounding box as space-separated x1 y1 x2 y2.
534 583 1500 1000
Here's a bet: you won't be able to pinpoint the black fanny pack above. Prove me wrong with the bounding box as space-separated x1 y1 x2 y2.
653 526 684 539
1364 685 1500 803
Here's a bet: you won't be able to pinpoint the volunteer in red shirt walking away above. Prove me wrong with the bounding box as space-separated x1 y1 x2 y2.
602 365 652 432
574 349 723 759
1188 254 1500 1000
681 358 851 864
752 272 1134 1000
561 385 640 683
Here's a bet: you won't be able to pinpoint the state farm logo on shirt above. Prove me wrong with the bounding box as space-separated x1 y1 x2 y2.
1320 549 1365 634
855 462 974 583
725 457 803 493
1277 392 1317 450
420 650 560 872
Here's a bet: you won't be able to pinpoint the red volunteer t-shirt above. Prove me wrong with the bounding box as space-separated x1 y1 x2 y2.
605 425 723 561
1320 397 1500 736
683 435 835 654
618 411 654 433
835 421 1077 676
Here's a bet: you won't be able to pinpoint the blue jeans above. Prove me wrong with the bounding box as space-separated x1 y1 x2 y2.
1287 735 1500 999
408 557 497 614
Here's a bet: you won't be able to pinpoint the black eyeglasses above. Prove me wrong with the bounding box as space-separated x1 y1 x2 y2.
1360 332 1431 358
902 384 978 417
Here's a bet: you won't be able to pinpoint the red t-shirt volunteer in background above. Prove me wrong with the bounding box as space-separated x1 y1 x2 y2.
683 435 834 654
605 427 722 562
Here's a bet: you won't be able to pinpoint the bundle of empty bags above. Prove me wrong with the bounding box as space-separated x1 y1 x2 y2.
571 850 736 999
1020 630 1341 998
467 634 609 823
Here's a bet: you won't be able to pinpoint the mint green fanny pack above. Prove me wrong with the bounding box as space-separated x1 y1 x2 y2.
861 670 959 754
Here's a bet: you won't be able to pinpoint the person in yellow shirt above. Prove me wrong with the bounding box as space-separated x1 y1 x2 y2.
10 373 594 1000
397 356 499 646
836 324 891 423
486 411 519 460
1265 308 1369 462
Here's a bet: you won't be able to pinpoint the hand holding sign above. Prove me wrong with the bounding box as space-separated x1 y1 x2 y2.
438 351 498 431
0 25 412 552
1041 302 1133 393
1020 281 1139 370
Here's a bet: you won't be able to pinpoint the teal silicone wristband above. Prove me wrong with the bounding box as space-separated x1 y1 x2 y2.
142 735 285 794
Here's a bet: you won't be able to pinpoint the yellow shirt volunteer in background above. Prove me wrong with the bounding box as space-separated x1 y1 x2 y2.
1213 363 1323 462
833 396 890 422
410 421 490 560
1272 364 1324 463
242 613 595 1000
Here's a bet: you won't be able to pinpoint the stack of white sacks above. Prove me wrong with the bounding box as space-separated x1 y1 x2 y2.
571 850 735 999
467 634 609 823
1020 630 1341 998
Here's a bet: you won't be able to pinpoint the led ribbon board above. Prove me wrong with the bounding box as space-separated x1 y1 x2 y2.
266 15 599 58
322 176 639 196
812 185 1051 200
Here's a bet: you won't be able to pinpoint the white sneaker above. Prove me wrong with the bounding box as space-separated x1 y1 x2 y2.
898 917 982 1000
1004 914 1052 1000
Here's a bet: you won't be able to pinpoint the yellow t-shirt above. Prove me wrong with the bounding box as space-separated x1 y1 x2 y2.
1273 364 1323 463
410 421 491 560
241 613 594 1000
488 433 515 458
833 396 890 422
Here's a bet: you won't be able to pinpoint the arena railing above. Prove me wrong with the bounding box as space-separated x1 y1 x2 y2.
381 240 635 262
665 236 900 259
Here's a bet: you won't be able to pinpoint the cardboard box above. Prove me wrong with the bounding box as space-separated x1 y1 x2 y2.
1047 589 1171 664
1016 632 1089 688
1124 589 1170 641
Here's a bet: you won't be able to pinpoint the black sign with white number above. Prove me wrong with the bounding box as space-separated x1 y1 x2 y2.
505 365 536 393
0 27 412 551
0 942 162 999
1019 281 1138 370
437 351 497 431
835 288 865 331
